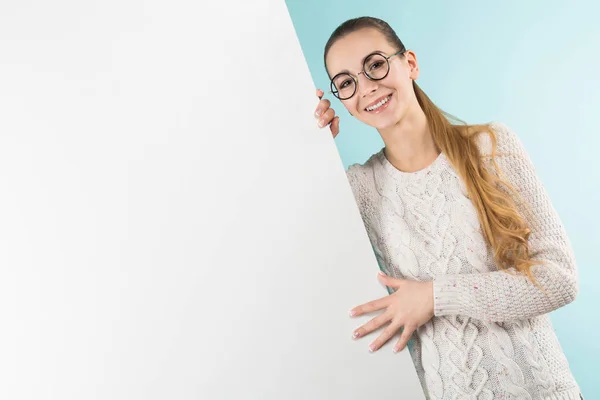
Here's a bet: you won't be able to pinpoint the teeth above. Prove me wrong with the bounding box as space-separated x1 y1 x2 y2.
366 95 391 111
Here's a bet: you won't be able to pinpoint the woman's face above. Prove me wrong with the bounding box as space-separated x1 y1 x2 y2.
325 28 420 131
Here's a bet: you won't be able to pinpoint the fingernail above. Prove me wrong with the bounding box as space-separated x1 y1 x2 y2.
393 346 400 353
349 309 356 317
315 109 322 117
353 331 360 339
318 119 324 128
378 271 386 276
369 344 376 352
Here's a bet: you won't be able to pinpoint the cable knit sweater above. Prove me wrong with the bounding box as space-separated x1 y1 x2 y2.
345 122 581 399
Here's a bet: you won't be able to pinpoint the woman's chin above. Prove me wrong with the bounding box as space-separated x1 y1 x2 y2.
365 116 398 131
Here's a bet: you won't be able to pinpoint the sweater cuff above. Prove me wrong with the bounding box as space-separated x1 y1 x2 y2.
433 276 462 317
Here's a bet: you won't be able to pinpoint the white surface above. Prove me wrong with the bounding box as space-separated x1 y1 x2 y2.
0 0 424 398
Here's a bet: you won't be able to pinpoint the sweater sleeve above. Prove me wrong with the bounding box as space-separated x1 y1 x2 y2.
432 122 579 323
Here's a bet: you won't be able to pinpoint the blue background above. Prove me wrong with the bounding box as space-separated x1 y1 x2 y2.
286 0 599 395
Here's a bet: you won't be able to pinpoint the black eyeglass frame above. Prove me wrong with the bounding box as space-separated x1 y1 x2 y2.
329 48 407 100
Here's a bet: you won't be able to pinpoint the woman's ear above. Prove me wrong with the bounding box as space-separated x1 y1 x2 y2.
404 50 420 80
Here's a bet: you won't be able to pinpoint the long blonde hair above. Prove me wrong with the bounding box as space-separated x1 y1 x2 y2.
325 17 541 281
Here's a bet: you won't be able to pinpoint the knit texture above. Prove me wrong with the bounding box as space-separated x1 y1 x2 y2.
346 122 581 399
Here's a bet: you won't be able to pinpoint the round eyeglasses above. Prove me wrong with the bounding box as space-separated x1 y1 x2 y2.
329 49 406 100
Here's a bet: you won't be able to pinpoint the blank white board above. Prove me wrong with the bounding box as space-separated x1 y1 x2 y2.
0 0 425 398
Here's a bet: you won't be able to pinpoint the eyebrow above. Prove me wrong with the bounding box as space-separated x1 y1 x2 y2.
331 49 386 76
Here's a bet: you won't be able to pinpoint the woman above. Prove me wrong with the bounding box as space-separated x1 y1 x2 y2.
314 16 582 399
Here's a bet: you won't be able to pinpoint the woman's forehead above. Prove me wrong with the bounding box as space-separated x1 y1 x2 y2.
326 29 393 73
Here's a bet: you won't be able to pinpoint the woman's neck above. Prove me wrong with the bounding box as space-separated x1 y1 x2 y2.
378 105 440 173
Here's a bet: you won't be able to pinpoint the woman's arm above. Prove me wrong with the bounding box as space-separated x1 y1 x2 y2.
433 122 579 323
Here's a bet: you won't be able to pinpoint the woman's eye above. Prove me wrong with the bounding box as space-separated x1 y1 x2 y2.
370 61 384 70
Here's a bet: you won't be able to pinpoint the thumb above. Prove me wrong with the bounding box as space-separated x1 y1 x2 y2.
378 271 403 288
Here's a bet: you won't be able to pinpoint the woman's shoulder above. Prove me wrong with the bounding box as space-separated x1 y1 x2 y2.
344 150 383 200
345 150 382 182
475 121 529 158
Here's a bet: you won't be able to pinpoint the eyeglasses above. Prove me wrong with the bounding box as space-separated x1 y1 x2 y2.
329 49 406 100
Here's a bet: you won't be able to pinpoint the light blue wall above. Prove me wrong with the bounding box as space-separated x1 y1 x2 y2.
286 0 599 395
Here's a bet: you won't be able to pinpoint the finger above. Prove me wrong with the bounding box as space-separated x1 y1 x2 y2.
315 98 330 119
377 271 404 289
353 311 391 340
369 320 402 352
317 107 335 129
350 295 390 317
330 116 340 138
316 88 324 100
393 324 416 353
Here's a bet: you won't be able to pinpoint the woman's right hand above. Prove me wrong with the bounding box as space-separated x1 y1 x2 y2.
315 89 340 138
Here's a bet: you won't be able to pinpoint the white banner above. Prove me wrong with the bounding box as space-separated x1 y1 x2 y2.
0 0 424 398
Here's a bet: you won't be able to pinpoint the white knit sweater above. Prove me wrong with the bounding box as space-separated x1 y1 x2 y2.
346 122 581 399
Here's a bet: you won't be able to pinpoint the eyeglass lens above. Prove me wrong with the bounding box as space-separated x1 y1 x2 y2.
331 53 391 100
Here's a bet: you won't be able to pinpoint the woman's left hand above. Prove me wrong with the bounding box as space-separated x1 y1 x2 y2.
350 272 435 353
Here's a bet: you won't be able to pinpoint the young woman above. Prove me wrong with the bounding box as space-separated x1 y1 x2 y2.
314 16 582 399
